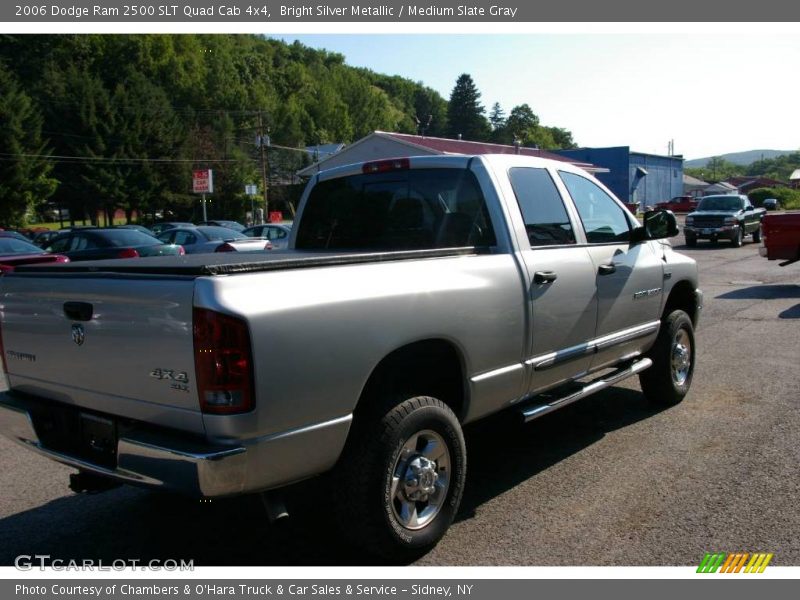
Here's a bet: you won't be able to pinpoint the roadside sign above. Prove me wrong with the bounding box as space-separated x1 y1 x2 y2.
245 184 258 195
193 169 213 194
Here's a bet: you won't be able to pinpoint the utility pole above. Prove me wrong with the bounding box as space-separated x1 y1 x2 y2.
257 112 270 223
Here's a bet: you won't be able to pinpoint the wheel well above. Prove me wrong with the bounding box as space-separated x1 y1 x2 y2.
357 339 466 421
664 280 699 326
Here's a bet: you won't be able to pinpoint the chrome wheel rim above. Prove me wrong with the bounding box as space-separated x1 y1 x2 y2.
671 329 692 386
390 429 451 531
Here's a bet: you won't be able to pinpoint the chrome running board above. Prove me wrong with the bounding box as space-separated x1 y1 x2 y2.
521 357 653 423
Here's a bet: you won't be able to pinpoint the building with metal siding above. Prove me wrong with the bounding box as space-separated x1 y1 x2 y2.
555 146 683 206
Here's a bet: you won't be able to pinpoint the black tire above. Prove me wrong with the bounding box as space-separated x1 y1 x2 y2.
752 226 762 243
684 234 697 247
639 310 695 406
731 226 744 247
333 395 466 561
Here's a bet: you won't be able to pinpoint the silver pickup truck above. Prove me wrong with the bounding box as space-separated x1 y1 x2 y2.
0 154 701 560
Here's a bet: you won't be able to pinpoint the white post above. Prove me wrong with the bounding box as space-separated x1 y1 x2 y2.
202 193 207 221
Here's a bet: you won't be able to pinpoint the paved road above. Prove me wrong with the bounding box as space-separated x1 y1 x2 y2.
1 236 798 566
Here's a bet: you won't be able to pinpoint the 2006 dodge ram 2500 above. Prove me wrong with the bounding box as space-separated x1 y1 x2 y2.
0 154 702 560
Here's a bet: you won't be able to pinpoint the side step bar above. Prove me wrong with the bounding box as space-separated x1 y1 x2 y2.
522 357 653 423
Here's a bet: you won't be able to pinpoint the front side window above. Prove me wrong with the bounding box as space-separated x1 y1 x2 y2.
559 171 631 243
509 167 576 247
296 168 496 250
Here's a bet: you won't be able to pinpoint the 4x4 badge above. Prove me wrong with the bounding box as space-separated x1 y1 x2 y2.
71 324 85 346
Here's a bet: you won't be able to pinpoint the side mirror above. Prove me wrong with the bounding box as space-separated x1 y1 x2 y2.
631 209 679 243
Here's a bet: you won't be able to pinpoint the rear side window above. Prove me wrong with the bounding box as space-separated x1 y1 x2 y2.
509 167 576 247
559 171 631 243
295 168 496 250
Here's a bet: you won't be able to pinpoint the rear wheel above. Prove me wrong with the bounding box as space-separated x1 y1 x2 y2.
752 226 762 243
684 234 697 247
333 395 466 561
640 310 695 406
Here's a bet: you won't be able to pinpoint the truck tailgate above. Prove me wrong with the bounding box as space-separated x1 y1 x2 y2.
0 273 203 434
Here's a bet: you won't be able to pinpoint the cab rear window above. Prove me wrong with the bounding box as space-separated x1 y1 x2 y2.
295 168 496 250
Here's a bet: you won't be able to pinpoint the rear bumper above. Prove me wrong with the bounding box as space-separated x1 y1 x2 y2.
0 392 351 497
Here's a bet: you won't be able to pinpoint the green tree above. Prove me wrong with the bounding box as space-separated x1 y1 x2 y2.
0 64 57 226
446 73 490 141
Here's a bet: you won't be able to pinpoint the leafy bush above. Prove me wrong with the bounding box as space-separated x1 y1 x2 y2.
748 187 800 210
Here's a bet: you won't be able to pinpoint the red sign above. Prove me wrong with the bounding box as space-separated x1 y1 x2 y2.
192 169 213 194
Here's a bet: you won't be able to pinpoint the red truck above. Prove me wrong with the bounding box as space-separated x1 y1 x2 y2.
654 196 699 213
759 213 800 265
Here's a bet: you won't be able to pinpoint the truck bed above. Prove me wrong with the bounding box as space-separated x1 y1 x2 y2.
13 247 486 277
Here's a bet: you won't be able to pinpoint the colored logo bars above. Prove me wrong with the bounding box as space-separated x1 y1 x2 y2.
697 552 774 573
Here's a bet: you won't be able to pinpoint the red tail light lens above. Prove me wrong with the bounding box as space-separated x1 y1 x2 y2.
362 157 410 174
117 248 140 258
215 243 236 252
193 308 254 414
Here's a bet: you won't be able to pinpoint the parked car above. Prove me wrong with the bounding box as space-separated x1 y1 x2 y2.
241 223 292 249
44 228 185 261
149 221 194 236
654 196 699 213
762 198 780 211
197 219 245 232
0 237 69 273
684 194 766 247
156 226 271 254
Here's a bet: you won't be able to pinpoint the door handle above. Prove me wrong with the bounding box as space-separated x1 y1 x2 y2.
598 263 617 275
533 271 558 284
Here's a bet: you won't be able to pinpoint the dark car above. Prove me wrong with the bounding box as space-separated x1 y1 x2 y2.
0 238 70 273
762 198 780 211
241 223 292 249
45 228 185 261
0 231 32 242
115 224 153 235
32 230 62 248
157 226 271 254
197 219 246 232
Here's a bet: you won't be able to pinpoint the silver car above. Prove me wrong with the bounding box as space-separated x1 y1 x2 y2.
156 226 271 254
241 223 292 249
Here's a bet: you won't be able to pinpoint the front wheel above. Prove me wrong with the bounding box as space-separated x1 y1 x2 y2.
639 310 696 406
731 226 744 247
333 396 466 561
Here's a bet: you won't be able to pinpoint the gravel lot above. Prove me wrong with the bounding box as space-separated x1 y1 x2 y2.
1 233 798 566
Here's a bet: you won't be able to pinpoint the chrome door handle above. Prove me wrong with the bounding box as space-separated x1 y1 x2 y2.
533 271 558 284
598 264 617 275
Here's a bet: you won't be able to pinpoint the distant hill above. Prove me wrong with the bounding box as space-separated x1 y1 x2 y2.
686 149 794 168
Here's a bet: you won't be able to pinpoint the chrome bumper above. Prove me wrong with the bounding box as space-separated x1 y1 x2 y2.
0 393 351 497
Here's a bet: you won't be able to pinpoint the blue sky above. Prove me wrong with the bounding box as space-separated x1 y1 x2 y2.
271 34 799 160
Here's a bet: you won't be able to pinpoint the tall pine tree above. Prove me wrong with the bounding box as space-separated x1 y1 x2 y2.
446 74 489 142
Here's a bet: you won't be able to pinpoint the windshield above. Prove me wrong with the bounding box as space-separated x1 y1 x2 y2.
295 168 496 250
697 196 743 211
0 238 43 255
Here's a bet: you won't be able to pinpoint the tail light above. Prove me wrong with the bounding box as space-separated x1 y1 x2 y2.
117 248 140 258
0 265 14 274
193 308 254 414
362 157 410 174
215 243 236 252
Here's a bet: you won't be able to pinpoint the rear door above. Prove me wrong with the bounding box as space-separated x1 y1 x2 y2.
558 170 664 371
505 167 599 394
